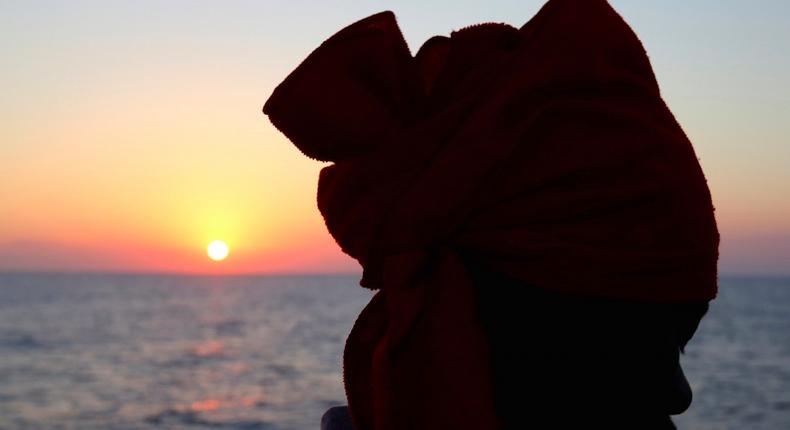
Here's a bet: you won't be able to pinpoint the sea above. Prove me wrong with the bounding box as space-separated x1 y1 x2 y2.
0 274 788 430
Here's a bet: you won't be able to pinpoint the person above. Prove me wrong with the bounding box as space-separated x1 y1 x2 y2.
263 1 719 428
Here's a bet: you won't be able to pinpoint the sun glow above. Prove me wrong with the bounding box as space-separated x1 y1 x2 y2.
207 240 229 261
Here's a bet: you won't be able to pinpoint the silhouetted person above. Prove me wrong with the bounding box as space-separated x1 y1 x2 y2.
263 1 719 429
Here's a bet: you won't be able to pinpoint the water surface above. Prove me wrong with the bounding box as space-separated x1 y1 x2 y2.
0 274 787 429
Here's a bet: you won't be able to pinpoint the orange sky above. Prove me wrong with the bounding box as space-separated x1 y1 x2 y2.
1 1 788 275
0 60 358 273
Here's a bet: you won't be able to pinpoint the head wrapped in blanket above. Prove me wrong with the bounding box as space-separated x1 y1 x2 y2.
263 0 719 428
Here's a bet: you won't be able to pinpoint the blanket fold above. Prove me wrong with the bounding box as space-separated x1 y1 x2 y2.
263 1 719 428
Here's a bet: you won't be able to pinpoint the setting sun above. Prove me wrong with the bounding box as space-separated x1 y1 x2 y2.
207 240 229 261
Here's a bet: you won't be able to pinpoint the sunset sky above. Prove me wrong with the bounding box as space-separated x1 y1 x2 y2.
2 0 788 275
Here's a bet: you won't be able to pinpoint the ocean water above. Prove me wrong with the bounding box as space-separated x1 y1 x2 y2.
674 277 790 430
0 274 788 430
0 274 371 430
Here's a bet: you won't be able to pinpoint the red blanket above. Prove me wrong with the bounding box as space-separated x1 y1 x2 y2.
263 0 719 428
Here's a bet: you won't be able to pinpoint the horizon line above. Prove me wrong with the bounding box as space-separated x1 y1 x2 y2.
0 269 789 280
0 269 363 277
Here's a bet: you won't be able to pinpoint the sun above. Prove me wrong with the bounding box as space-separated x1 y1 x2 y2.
207 240 229 261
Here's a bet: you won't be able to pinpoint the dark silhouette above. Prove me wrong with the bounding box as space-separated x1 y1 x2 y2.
263 0 719 428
